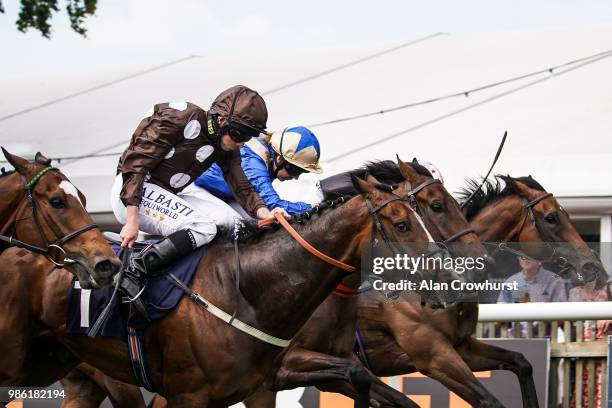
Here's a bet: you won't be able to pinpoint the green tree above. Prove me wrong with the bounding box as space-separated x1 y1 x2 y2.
0 0 97 38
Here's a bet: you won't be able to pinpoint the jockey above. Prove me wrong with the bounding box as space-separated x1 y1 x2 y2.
188 126 323 216
110 85 282 297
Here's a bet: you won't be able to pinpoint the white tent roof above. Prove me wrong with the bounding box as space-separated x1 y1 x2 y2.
1 25 611 213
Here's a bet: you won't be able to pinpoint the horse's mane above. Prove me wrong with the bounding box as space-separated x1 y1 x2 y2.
357 160 432 185
216 196 352 244
457 175 547 220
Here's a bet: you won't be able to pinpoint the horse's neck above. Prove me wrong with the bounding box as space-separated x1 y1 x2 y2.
238 202 370 340
469 197 523 243
0 173 25 236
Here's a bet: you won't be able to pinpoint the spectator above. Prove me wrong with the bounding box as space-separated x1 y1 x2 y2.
497 255 567 339
569 278 612 408
497 256 567 303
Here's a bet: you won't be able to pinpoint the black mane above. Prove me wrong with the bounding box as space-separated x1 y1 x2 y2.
359 160 432 185
457 175 547 220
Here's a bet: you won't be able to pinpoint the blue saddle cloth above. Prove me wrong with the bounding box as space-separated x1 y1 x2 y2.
66 244 205 341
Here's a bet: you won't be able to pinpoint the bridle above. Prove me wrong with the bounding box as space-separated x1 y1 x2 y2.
0 166 98 268
375 178 476 249
489 191 572 274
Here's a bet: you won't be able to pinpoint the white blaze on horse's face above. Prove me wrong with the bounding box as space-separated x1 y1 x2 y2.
59 181 84 208
408 206 435 242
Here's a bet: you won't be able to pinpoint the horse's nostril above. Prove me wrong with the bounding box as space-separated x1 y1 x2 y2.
581 262 600 282
94 259 120 278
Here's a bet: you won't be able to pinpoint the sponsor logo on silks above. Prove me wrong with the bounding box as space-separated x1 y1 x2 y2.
207 119 215 136
144 208 167 221
141 186 194 220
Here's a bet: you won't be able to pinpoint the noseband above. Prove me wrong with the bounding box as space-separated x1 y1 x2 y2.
0 166 98 268
488 192 575 274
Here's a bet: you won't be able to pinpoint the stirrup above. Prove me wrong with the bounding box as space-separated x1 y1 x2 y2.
119 273 151 321
122 284 147 303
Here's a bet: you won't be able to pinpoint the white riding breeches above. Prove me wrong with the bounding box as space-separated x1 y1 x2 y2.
110 175 242 247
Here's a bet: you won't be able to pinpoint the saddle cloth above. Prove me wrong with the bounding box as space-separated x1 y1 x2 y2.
66 244 205 340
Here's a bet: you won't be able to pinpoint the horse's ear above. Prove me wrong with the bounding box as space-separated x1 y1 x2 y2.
351 174 375 195
396 155 419 184
1 147 31 175
504 177 539 200
365 174 381 184
34 152 52 166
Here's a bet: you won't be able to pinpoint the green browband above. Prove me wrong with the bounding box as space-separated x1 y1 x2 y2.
26 166 59 190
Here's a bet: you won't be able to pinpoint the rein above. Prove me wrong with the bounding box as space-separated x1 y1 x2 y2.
0 166 98 268
258 208 356 272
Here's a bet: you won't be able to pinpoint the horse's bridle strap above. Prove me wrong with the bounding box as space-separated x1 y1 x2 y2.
443 228 476 244
406 178 442 196
525 192 553 208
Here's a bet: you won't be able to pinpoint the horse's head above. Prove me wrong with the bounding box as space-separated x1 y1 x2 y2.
351 174 475 306
464 174 607 287
350 174 433 261
1 148 121 288
393 157 493 283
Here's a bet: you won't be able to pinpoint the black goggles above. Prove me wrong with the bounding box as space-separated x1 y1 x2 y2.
283 161 306 177
226 122 261 143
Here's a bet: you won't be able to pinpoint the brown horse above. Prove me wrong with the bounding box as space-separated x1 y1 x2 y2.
238 159 487 408
0 149 121 287
70 158 490 408
353 174 606 408
242 169 605 408
1 174 443 407
233 158 491 408
0 149 121 386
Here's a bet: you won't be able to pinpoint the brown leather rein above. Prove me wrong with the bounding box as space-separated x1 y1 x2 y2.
258 211 356 272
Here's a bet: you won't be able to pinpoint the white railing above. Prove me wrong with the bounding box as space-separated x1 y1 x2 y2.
476 302 612 408
478 301 612 322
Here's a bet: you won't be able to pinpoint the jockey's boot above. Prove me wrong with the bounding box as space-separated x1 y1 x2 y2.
120 230 197 318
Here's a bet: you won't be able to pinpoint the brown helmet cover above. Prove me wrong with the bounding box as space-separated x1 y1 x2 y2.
210 85 268 132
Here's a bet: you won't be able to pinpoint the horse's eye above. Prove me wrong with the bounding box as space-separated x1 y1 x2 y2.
49 197 66 209
394 222 409 233
545 213 558 224
430 202 444 213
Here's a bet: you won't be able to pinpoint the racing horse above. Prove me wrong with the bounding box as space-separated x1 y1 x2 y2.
232 158 492 408
62 157 490 408
0 149 121 386
240 158 490 408
246 167 606 408
0 173 443 407
72 157 493 408
354 172 606 407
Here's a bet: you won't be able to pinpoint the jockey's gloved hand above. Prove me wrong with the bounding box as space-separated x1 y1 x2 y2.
270 207 290 219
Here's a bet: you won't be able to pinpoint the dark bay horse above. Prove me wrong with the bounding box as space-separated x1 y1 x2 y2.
237 158 490 408
353 174 606 408
245 168 606 408
0 149 121 386
63 157 490 408
1 174 443 407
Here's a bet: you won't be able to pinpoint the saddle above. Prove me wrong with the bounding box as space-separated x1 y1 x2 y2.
78 232 205 338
